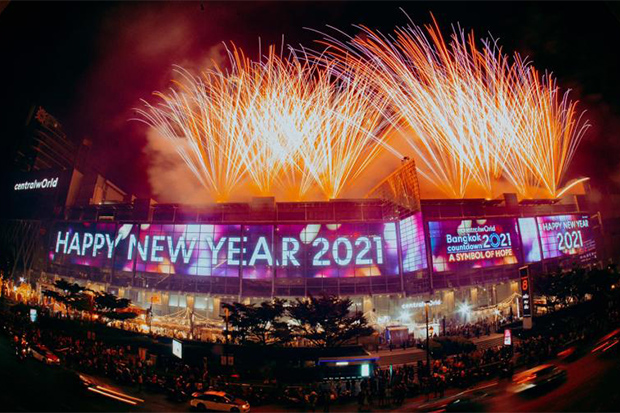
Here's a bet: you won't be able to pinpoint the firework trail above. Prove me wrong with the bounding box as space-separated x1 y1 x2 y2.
137 43 393 201
315 14 588 199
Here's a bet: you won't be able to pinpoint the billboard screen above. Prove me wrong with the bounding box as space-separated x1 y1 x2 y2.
50 221 117 268
398 213 427 273
429 218 520 272
50 221 400 278
517 217 542 263
274 223 399 278
536 214 596 259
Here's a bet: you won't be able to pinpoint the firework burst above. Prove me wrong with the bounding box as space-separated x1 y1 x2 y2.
137 44 392 202
316 14 589 199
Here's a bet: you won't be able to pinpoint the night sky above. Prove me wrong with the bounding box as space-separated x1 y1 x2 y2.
1 1 620 201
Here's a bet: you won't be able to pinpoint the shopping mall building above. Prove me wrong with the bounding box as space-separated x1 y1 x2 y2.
0 108 605 337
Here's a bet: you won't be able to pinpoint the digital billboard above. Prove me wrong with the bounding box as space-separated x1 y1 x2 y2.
50 221 117 268
50 221 400 278
398 213 427 273
536 214 596 259
517 217 542 263
429 218 520 272
274 222 399 278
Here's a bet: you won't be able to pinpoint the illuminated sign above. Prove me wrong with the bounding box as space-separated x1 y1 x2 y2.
50 222 401 278
14 177 59 191
520 266 532 318
172 339 182 359
30 308 38 323
517 217 542 263
429 218 520 272
275 223 399 278
504 329 512 346
360 364 370 377
536 214 596 260
401 299 441 310
398 213 427 273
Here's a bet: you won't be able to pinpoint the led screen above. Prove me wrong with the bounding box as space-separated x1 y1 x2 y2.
398 213 427 273
242 225 274 279
50 221 399 278
536 214 596 259
518 217 542 263
429 218 520 272
274 223 399 278
125 224 242 277
50 222 117 268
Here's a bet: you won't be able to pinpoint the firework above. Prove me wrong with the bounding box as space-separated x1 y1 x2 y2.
137 44 392 202
316 15 588 198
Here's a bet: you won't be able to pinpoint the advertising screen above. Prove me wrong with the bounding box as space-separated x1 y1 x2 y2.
274 223 399 278
50 221 117 268
242 225 274 279
50 221 399 278
536 214 596 259
398 213 427 273
122 223 242 277
429 218 520 272
517 217 542 263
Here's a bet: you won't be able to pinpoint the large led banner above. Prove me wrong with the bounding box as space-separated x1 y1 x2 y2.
49 222 117 268
429 218 520 272
50 221 400 278
398 213 427 273
274 223 399 278
536 214 596 259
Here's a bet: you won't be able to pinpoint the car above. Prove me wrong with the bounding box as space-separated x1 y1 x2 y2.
190 391 251 412
510 364 566 394
29 345 60 365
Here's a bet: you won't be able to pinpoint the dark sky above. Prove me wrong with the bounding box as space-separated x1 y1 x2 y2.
1 1 620 200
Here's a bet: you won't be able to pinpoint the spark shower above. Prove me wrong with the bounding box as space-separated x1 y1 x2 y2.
137 16 589 202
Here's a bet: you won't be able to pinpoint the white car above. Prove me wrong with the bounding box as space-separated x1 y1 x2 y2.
190 391 250 412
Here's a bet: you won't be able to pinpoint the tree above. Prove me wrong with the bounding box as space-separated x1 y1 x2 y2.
287 294 374 347
94 292 131 313
93 291 138 325
222 298 291 346
43 279 93 315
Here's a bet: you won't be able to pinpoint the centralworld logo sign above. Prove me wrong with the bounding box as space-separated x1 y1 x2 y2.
14 177 59 191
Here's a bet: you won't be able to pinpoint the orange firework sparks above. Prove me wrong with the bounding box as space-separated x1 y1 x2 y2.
136 43 392 202
316 14 588 199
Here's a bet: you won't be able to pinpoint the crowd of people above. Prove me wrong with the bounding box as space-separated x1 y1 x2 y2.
443 319 496 339
2 285 620 411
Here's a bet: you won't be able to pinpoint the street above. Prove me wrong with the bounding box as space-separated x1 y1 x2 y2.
2 331 619 412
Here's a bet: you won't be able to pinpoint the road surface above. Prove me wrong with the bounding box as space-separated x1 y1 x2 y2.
1 332 618 412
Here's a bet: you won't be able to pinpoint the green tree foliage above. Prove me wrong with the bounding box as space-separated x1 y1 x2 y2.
222 298 290 346
287 294 374 347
